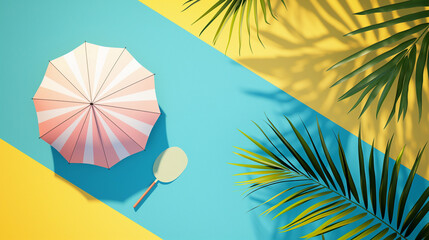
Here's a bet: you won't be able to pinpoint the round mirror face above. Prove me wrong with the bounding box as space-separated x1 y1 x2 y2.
153 147 188 183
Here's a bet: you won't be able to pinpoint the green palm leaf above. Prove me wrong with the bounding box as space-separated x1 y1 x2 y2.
329 0 429 125
234 116 428 239
183 0 287 53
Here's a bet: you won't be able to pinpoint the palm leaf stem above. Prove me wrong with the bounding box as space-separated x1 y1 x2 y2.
237 118 428 238
288 167 407 239
350 25 429 123
373 25 429 79
404 25 429 55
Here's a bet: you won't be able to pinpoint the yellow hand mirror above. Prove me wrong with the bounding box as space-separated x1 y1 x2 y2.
134 147 188 208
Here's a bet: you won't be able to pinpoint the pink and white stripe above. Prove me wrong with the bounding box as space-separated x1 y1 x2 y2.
33 42 161 168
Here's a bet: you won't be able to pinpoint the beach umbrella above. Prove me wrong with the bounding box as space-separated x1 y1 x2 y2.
33 42 160 168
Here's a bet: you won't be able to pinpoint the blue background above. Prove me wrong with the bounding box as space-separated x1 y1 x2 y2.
0 0 428 239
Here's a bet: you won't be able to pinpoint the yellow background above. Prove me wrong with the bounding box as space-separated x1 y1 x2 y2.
0 139 161 240
139 0 429 179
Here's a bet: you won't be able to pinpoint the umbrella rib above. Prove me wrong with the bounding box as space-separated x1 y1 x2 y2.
68 108 91 163
49 61 90 103
94 105 145 150
92 48 126 102
84 42 93 102
92 106 110 169
32 98 88 104
94 73 155 103
39 105 90 139
96 104 161 115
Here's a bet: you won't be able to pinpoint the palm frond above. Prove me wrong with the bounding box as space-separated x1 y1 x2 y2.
183 0 287 53
329 0 429 125
234 116 428 239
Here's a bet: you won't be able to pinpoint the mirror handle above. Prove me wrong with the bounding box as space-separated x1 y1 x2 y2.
133 179 158 208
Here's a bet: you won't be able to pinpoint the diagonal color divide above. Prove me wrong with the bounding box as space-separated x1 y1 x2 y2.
1 0 428 239
138 0 429 180
0 138 161 240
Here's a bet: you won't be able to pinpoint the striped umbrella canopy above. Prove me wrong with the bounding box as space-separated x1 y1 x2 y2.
33 42 161 168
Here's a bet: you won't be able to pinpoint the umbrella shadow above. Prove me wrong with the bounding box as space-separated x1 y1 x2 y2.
51 107 169 202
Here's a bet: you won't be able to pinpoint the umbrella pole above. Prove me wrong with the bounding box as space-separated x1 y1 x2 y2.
133 179 158 208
